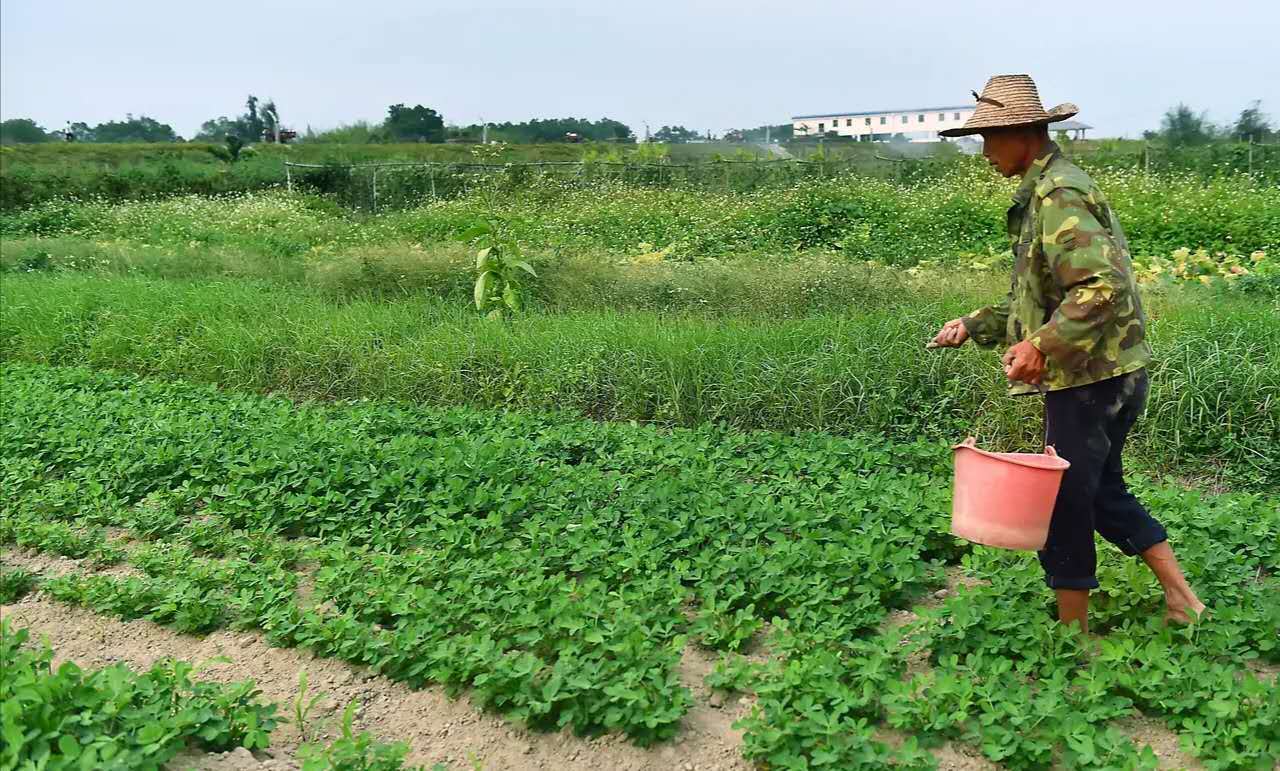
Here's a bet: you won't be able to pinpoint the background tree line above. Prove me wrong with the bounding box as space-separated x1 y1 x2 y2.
1 100 1272 147
0 114 180 143
1147 101 1274 145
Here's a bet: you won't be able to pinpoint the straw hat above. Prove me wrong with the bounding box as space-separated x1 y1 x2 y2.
939 74 1078 137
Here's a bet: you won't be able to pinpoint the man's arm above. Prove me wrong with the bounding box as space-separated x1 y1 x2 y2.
960 295 1011 348
1027 188 1130 371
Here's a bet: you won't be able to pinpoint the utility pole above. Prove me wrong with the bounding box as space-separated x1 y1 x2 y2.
480 117 488 144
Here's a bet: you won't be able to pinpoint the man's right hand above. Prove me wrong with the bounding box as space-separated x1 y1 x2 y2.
930 318 971 348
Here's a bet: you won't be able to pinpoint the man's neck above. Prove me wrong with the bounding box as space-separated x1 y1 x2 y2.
1011 140 1059 204
1014 137 1055 178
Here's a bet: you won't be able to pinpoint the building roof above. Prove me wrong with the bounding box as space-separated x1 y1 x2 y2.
791 105 973 120
1056 120 1093 130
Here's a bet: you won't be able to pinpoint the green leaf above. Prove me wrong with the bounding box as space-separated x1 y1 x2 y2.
475 247 494 271
474 271 495 310
198 726 223 741
136 724 165 744
510 260 537 278
341 700 358 738
58 734 81 758
455 222 491 242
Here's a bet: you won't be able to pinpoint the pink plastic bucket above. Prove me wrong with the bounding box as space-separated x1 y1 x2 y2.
951 437 1071 551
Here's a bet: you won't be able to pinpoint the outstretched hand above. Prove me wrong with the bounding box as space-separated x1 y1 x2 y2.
1003 340 1046 384
929 318 970 348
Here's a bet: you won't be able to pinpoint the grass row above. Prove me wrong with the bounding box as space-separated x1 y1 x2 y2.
2 365 1276 769
2 273 1275 489
0 236 1004 309
4 157 1277 262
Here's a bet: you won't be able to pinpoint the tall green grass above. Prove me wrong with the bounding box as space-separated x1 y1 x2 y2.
3 274 1274 489
0 237 1002 312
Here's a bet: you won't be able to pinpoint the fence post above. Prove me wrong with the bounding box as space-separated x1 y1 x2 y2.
371 167 378 213
285 164 292 193
430 166 437 199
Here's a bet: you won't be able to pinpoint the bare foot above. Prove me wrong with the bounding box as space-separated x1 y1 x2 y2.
1164 593 1207 625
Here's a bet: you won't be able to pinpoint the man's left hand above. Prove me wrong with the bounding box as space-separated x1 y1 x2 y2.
1003 340 1046 384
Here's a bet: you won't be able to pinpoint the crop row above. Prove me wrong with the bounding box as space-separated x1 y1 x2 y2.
1 621 431 770
2 621 280 769
2 365 1277 768
1 364 955 747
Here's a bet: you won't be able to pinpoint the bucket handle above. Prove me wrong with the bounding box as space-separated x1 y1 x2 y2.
955 438 1060 459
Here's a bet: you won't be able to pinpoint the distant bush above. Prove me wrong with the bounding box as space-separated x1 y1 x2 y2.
1 118 56 144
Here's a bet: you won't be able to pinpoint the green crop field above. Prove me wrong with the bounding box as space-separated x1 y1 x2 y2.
2 148 1278 770
3 366 1277 769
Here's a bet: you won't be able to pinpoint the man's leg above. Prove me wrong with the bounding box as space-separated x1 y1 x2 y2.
1142 542 1205 623
1094 472 1204 622
1090 371 1205 623
1040 382 1114 633
1055 588 1091 634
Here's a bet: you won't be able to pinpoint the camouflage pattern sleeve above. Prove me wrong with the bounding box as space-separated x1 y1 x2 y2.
1028 187 1134 374
961 295 1011 348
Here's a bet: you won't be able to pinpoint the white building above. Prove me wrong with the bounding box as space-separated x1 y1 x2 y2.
791 105 976 143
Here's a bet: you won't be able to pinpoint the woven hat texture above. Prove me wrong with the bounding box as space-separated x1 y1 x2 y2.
940 74 1077 137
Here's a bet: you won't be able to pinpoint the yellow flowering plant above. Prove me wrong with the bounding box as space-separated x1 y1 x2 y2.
1132 248 1267 288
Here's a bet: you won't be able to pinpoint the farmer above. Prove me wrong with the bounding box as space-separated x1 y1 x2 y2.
929 75 1205 635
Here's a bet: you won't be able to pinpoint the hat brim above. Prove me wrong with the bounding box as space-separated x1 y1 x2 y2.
939 104 1078 138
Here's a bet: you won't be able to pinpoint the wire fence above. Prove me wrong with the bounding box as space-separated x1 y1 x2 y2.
1066 139 1280 181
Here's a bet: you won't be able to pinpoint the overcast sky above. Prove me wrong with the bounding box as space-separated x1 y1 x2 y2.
3 0 1278 140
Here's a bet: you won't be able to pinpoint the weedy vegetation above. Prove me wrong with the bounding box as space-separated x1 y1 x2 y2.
2 268 1275 489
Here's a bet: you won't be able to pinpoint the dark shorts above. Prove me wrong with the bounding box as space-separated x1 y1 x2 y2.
1038 369 1168 590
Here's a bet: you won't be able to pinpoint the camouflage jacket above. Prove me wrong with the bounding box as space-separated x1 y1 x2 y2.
962 143 1153 395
